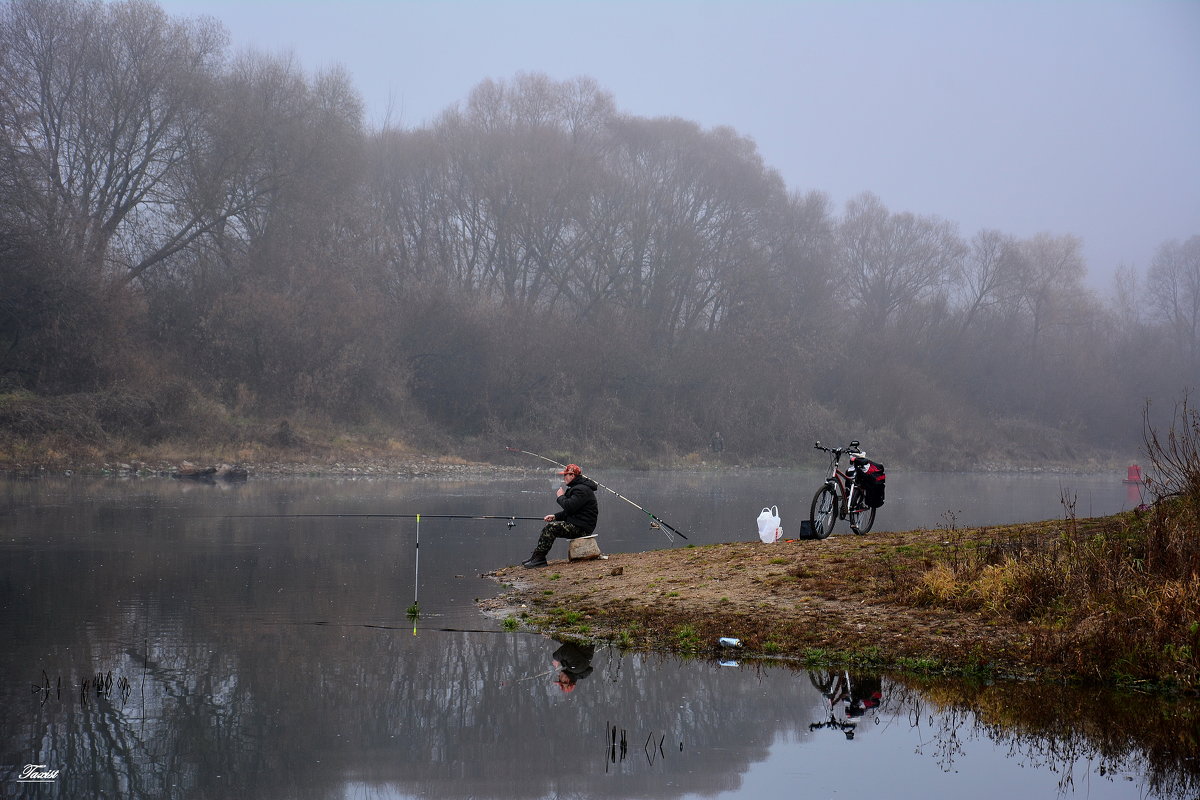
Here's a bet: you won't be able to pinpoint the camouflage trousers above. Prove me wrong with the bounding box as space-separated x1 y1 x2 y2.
534 521 588 555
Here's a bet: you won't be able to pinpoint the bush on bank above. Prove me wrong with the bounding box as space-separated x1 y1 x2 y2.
905 398 1200 692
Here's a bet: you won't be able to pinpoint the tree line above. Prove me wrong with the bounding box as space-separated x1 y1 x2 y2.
1 0 1196 467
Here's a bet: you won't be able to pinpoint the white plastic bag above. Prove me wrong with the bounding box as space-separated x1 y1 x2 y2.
756 506 781 543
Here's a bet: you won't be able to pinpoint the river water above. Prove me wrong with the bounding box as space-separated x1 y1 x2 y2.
1 468 1194 799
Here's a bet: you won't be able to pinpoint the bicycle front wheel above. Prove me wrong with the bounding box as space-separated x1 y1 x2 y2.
810 485 837 539
848 496 876 535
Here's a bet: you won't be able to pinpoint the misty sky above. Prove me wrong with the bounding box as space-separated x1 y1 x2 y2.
157 0 1200 291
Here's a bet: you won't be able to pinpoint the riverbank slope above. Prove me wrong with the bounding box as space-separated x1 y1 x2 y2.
482 511 1199 693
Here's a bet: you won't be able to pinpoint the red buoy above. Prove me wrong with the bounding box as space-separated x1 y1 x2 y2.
1123 464 1142 484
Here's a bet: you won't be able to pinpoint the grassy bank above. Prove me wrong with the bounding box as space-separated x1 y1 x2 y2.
901 498 1199 690
471 394 1192 693
486 501 1200 694
0 387 457 475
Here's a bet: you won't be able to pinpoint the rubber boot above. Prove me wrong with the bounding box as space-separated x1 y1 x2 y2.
522 552 548 569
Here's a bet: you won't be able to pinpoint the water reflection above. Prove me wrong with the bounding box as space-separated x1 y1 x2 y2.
808 670 884 739
7 638 1197 799
894 677 1199 800
1 473 1194 799
551 640 595 694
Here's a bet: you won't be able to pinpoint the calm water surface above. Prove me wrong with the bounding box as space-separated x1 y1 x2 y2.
1 469 1193 799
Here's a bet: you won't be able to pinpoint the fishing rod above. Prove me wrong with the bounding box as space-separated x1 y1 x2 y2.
505 447 688 541
215 513 545 528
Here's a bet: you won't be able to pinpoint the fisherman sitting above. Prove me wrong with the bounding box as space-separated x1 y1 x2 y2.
523 463 599 568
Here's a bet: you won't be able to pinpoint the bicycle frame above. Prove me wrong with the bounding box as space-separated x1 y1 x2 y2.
819 445 859 517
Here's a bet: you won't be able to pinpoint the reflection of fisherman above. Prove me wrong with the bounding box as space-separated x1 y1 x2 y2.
522 463 599 569
551 641 594 694
710 431 724 453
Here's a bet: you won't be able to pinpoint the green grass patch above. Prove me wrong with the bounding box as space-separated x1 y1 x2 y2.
673 623 702 653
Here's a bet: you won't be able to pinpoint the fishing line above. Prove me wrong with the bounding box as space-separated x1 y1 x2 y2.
210 513 544 527
264 620 529 635
209 513 541 636
505 447 688 541
499 668 558 687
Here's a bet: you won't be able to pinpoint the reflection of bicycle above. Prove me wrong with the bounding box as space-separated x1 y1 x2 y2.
810 441 876 538
809 714 858 738
809 669 852 703
809 669 859 739
809 669 882 740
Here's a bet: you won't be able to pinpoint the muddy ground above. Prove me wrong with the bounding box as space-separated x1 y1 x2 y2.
480 522 1095 680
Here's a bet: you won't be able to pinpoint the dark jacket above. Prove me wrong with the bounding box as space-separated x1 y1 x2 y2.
553 641 595 681
554 476 599 534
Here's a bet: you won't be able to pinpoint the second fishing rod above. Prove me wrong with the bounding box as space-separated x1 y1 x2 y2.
505 447 689 541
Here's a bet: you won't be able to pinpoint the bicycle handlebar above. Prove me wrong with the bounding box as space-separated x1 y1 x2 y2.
813 441 864 458
811 441 868 465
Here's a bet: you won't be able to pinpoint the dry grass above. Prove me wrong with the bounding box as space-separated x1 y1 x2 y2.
897 397 1200 690
0 387 439 473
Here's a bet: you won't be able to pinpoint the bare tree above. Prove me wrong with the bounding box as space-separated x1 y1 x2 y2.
389 74 613 309
1147 235 1200 372
590 116 787 342
1110 262 1144 331
0 0 230 282
1015 232 1089 363
955 228 1026 335
166 54 377 413
836 192 965 324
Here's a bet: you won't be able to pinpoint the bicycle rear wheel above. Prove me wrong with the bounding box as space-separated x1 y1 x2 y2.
809 485 837 539
848 495 876 535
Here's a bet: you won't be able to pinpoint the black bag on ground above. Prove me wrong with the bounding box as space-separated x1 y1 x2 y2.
851 457 886 508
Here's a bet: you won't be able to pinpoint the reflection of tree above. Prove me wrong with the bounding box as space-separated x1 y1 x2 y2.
890 676 1199 799
2 480 773 799
2 478 1198 800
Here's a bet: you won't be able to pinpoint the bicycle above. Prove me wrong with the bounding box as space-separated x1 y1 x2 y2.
809 440 876 538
